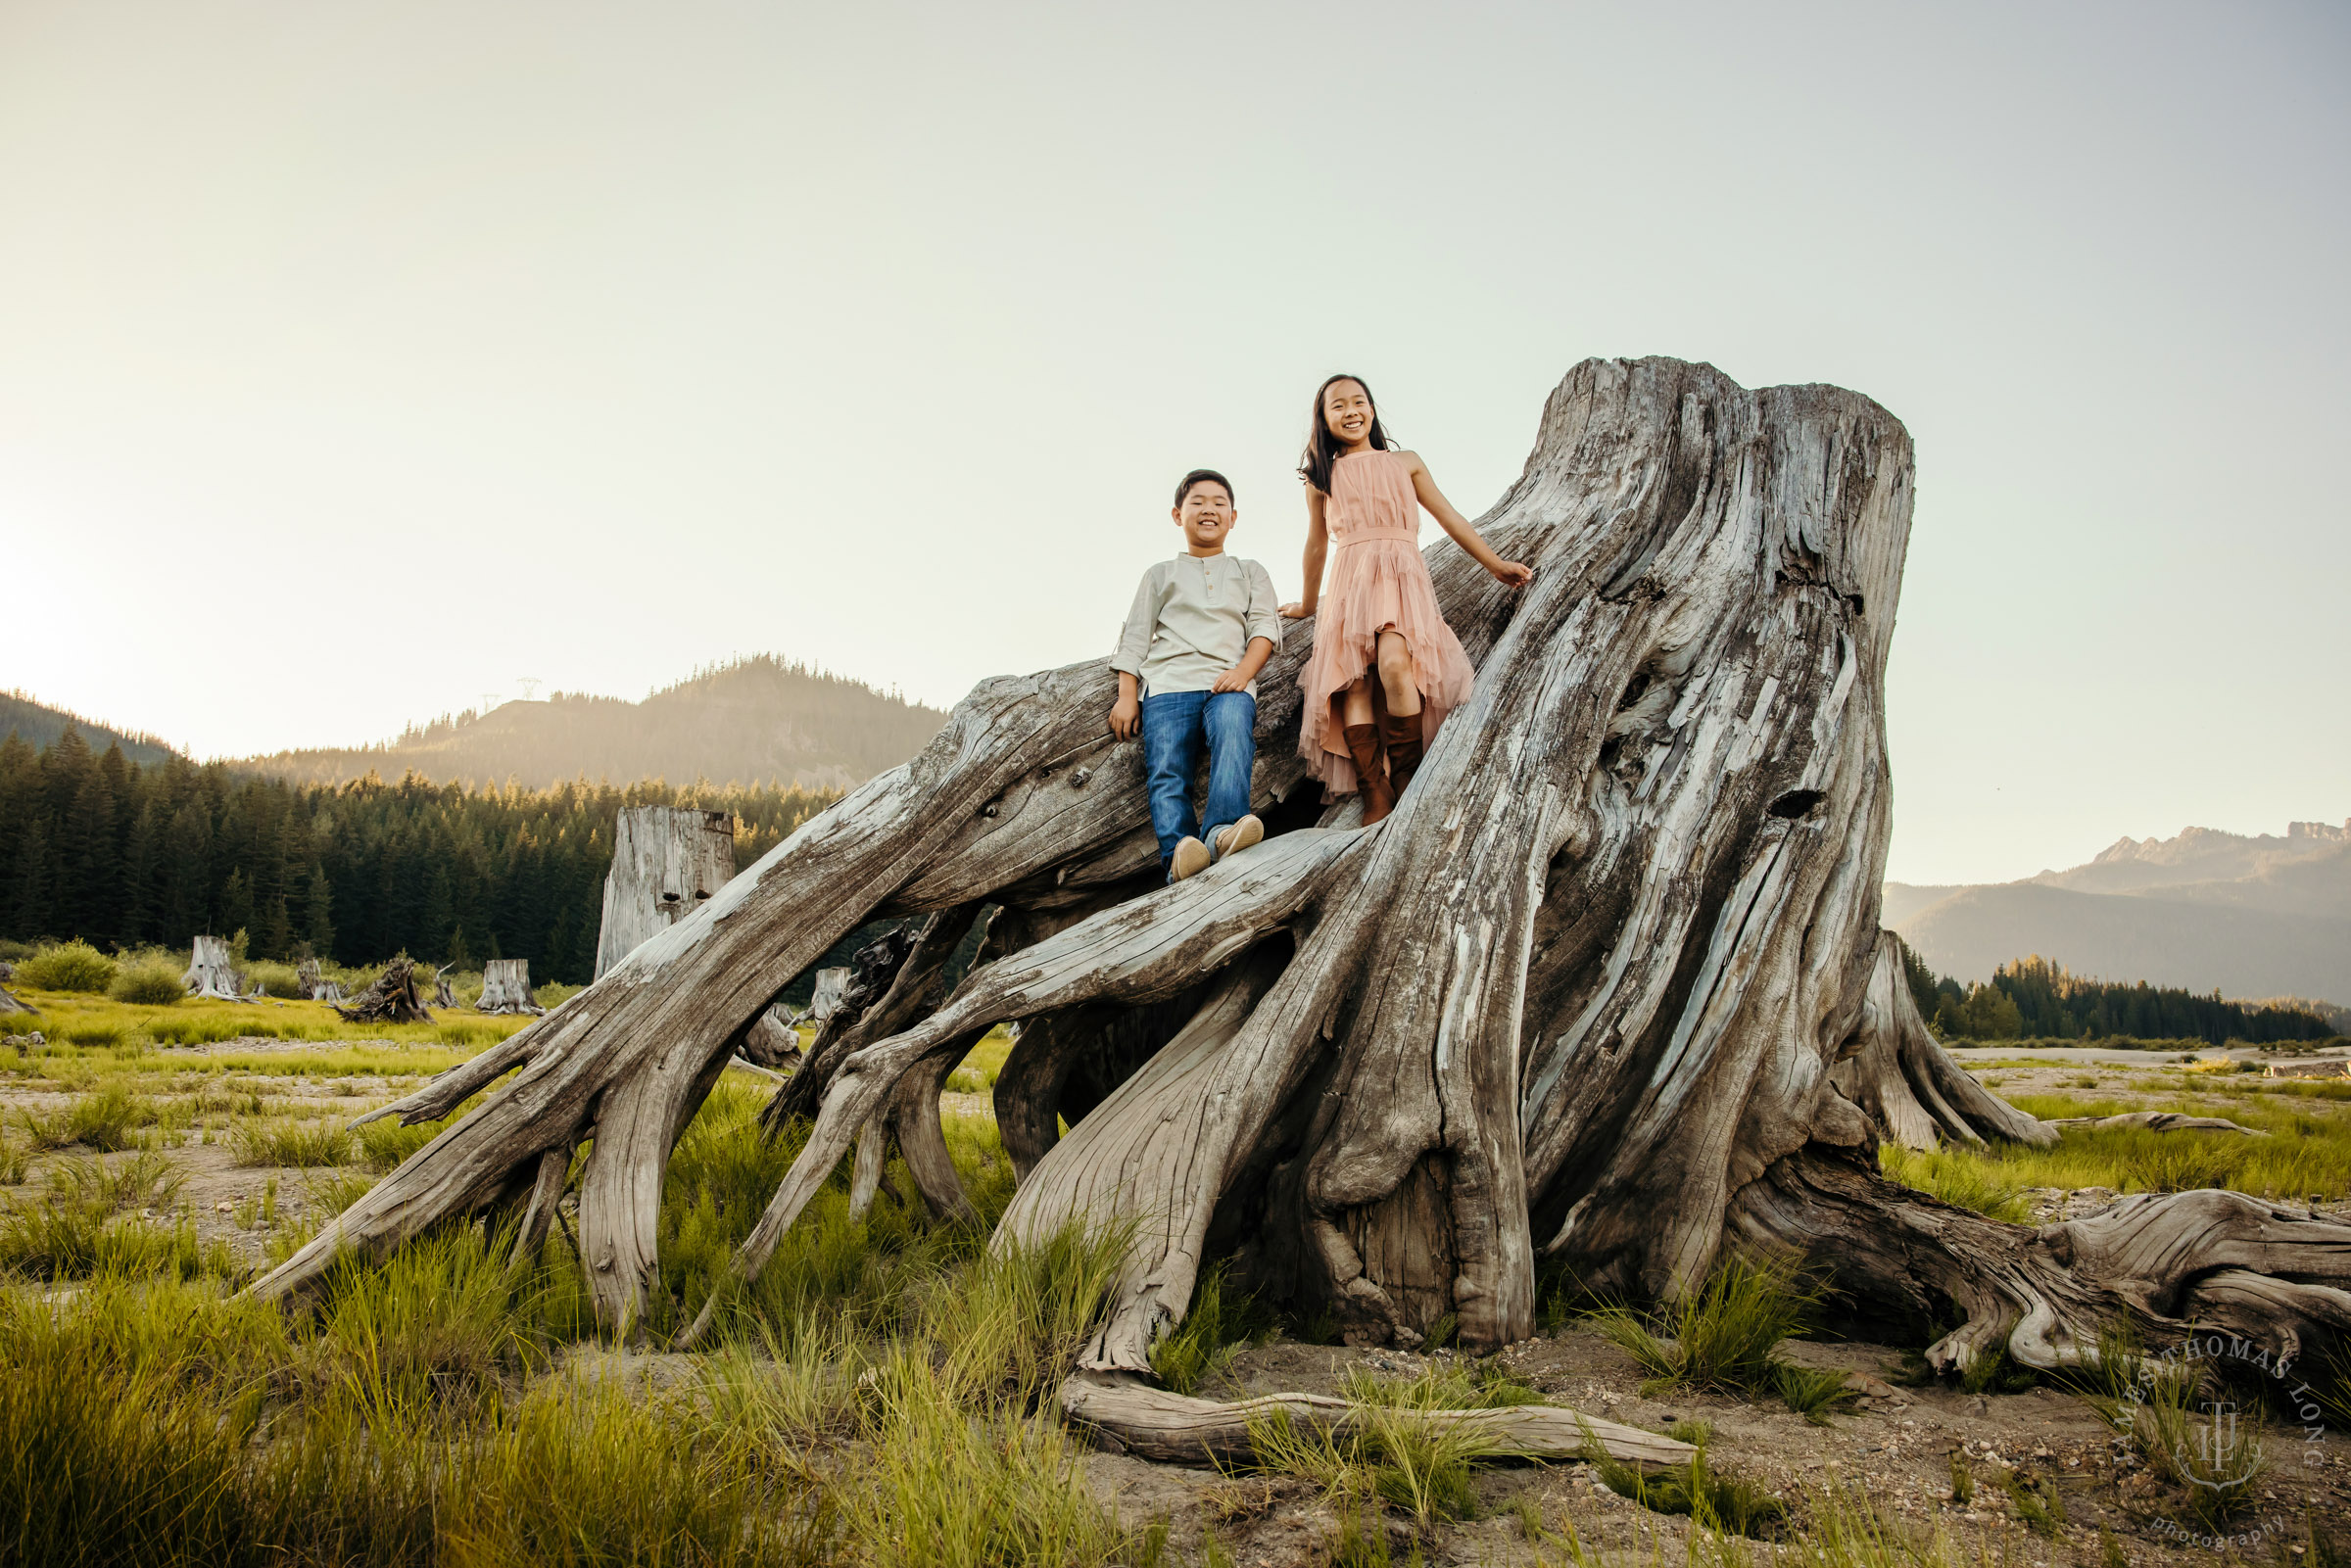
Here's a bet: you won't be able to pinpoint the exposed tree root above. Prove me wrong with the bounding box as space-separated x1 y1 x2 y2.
1729 1147 2351 1373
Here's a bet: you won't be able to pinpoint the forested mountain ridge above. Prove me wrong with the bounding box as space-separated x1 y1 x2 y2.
0 690 179 769
1889 819 2351 1005
0 724 838 985
238 656 948 792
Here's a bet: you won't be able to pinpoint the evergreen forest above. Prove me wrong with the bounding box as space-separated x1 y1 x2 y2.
0 726 837 985
1897 945 2337 1045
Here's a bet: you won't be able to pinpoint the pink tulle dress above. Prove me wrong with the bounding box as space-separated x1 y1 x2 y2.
1298 449 1477 797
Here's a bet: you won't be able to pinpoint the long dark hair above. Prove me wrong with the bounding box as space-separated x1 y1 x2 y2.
1296 372 1395 497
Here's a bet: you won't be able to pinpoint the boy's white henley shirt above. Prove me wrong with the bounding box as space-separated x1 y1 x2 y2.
1110 553 1283 697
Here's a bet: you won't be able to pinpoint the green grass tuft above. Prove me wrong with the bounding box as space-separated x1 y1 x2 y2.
1582 1419 1784 1538
1586 1251 1831 1422
1150 1260 1270 1395
1775 1360 1861 1425
231 1119 357 1168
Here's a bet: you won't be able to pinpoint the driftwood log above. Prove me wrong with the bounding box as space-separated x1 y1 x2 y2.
333 957 434 1025
741 1006 804 1070
183 936 242 1001
2045 1112 2268 1136
594 807 739 980
256 359 2351 1440
475 958 545 1017
1058 1372 1693 1467
0 986 32 1016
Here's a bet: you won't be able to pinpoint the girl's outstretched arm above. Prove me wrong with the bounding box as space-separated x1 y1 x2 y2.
1279 486 1330 618
1401 452 1533 588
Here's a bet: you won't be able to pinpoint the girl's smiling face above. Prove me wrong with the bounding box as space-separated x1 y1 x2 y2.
1321 379 1376 450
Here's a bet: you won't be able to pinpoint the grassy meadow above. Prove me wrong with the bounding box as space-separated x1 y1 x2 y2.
2 981 2346 1564
1882 1058 2351 1224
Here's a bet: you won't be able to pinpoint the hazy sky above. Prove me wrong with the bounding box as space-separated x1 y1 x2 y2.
2 2 2343 885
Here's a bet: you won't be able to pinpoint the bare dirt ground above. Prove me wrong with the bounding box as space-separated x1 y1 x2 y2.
1069 1328 2349 1566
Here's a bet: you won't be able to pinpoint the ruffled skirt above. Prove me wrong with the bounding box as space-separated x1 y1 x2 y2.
1297 538 1476 797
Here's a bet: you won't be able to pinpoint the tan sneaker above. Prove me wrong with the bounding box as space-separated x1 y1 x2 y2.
1170 835 1212 881
1211 814 1264 863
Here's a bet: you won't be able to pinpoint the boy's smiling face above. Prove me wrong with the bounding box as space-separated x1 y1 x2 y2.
1173 479 1236 555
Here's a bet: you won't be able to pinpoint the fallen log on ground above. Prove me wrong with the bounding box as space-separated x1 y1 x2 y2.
2045 1112 2269 1136
1058 1371 1695 1468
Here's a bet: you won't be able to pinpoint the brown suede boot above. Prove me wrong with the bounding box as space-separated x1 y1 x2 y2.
1343 724 1395 825
1379 710 1425 802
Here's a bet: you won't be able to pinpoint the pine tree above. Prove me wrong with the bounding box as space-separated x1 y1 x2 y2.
259 894 294 961
163 802 214 945
304 862 335 961
7 816 49 940
217 869 254 945
120 801 160 946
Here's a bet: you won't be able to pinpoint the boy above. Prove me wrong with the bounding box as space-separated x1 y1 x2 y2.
1108 468 1281 881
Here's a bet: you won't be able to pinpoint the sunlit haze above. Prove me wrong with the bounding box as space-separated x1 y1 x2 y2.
2 2 2342 885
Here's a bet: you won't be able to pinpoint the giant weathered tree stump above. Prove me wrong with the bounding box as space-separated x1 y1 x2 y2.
594 807 739 980
183 935 242 1001
257 359 2351 1424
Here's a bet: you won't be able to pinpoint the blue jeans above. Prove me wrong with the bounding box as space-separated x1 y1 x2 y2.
1141 689 1256 872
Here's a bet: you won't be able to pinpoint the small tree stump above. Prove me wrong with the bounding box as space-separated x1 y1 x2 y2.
804 968 851 1022
333 957 434 1024
183 936 242 1001
0 985 34 1016
433 964 458 1009
475 959 545 1016
593 808 739 980
296 957 344 1003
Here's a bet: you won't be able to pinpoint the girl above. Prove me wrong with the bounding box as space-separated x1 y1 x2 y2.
1280 374 1532 824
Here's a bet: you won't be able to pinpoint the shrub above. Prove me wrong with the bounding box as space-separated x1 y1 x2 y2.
109 959 187 1006
245 961 310 999
16 941 117 994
